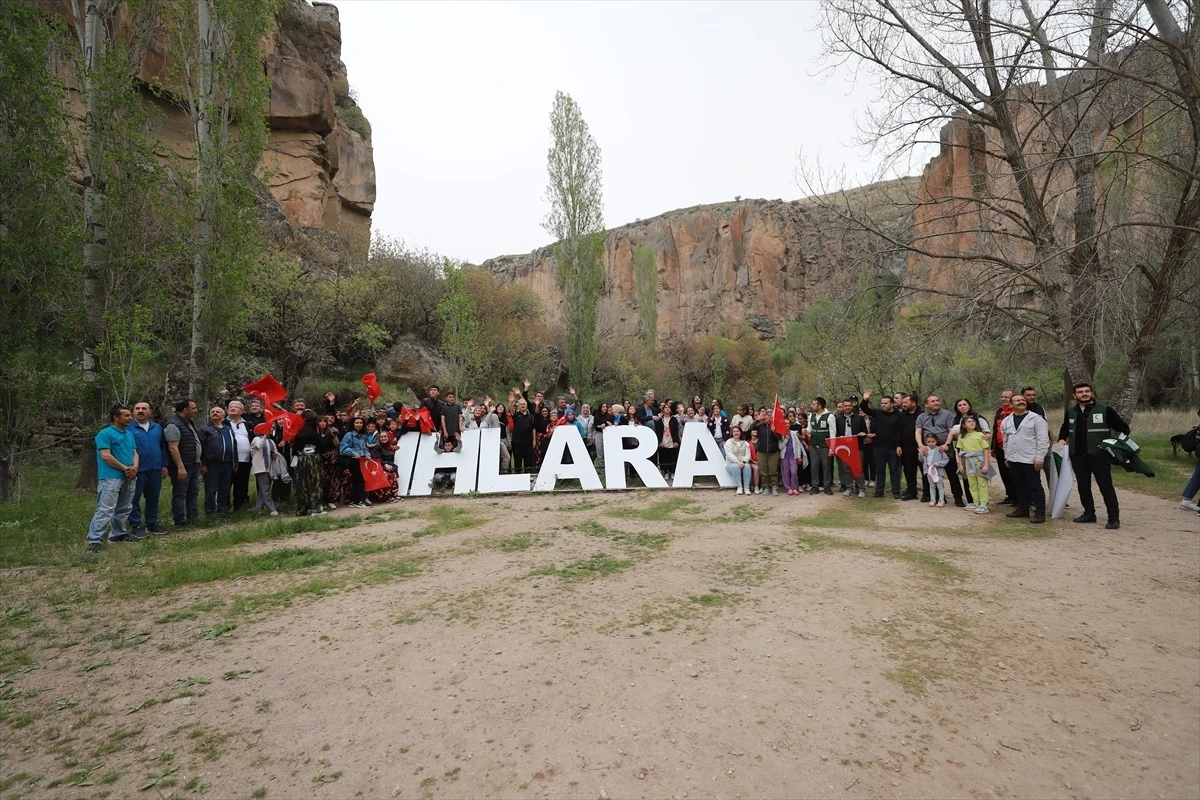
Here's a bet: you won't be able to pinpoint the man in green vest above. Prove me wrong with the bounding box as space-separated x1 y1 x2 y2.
1057 382 1130 530
807 396 835 495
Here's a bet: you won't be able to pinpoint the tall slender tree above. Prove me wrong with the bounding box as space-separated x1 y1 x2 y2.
542 90 605 398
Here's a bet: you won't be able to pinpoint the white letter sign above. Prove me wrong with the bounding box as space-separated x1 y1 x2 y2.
409 430 481 496
673 424 737 488
602 425 669 490
533 425 603 492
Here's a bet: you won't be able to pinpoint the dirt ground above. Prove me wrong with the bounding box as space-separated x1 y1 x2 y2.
2 484 1198 800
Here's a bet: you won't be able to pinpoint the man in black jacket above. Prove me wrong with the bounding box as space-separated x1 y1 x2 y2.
1057 382 1130 529
510 398 536 475
861 390 902 498
898 394 921 500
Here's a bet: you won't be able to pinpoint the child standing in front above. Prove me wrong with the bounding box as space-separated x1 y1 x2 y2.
955 416 991 514
920 433 949 507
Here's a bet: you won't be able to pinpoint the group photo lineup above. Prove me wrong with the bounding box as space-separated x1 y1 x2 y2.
2 0 1197 798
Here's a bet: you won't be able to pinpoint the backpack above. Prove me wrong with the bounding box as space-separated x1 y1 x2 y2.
1183 426 1199 454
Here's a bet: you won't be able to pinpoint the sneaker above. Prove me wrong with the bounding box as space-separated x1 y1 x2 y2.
86 541 102 553
269 510 279 517
965 503 977 511
937 501 946 508
929 499 937 507
842 489 853 497
867 481 875 488
131 529 148 542
108 534 129 543
770 486 778 496
1073 513 1097 523
327 503 338 511
975 505 990 514
857 490 866 499
148 525 168 535
1180 500 1200 512
364 499 373 507
314 509 327 516
736 486 744 495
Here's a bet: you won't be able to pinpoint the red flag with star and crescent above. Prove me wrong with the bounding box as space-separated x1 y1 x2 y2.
361 373 382 405
827 435 864 479
242 374 287 407
360 457 390 492
254 407 304 442
771 395 788 437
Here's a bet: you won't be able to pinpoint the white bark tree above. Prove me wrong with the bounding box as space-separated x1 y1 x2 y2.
814 0 1199 416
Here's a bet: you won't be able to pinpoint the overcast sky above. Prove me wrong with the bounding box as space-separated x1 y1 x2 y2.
326 0 908 264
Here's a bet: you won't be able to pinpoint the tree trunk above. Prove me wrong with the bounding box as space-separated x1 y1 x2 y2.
188 0 214 399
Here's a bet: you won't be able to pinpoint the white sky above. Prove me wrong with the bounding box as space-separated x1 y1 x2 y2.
326 0 908 264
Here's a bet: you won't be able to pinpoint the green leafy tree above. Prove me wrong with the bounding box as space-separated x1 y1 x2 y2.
0 1 83 501
632 243 658 352
164 0 273 397
437 264 482 395
542 90 605 398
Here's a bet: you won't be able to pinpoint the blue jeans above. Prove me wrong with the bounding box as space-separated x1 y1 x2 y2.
171 461 200 524
130 469 163 530
1183 459 1200 502
86 477 135 543
725 462 752 489
204 461 234 514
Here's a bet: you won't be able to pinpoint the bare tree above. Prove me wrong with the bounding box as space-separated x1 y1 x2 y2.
813 0 1199 416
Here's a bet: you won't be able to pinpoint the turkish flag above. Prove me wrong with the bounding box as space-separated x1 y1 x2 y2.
771 396 788 436
401 406 436 434
827 435 863 479
361 373 382 405
242 374 287 407
275 411 305 443
360 457 390 492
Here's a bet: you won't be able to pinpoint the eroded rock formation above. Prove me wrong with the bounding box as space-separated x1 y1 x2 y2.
45 0 375 256
482 180 915 343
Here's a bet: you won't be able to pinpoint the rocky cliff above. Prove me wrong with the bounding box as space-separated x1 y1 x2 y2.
482 179 916 343
46 0 375 257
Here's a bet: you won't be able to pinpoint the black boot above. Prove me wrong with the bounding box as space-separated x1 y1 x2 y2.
1030 509 1046 524
1072 513 1097 523
1105 519 1120 530
1006 507 1029 519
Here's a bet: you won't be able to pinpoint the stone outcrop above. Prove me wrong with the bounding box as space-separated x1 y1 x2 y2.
482 180 915 343
45 0 375 255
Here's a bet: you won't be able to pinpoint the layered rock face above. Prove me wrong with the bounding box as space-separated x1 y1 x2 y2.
483 181 914 343
46 0 375 255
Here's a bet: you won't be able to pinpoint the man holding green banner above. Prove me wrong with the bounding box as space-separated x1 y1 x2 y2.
1057 382 1130 530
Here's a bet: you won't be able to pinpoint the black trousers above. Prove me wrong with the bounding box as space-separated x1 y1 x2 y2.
1073 452 1119 521
994 450 1014 500
862 444 876 482
874 447 902 496
512 442 535 474
340 455 365 503
921 446 966 502
1010 461 1046 512
232 462 252 510
901 446 920 497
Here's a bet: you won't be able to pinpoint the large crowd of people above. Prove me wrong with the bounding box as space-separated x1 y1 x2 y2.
83 379 1199 552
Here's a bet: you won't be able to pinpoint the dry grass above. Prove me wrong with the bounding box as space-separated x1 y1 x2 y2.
1132 408 1197 436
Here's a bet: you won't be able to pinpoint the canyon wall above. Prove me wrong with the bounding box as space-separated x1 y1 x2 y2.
45 0 375 256
482 179 915 344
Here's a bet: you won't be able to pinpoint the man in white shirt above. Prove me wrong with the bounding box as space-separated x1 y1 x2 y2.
226 400 254 511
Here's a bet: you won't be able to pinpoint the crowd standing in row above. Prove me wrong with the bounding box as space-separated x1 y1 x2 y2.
86 379 1191 551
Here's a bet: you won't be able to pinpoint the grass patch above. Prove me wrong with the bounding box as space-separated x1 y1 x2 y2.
560 497 605 512
795 533 965 581
490 532 554 553
529 553 632 581
105 539 412 596
709 504 765 524
413 506 487 538
792 507 875 529
860 612 975 695
573 520 669 552
606 496 701 522
623 589 736 633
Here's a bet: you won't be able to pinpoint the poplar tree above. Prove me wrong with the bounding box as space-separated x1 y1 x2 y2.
542 90 605 398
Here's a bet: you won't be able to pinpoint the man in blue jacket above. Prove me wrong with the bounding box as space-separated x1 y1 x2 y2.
129 401 170 538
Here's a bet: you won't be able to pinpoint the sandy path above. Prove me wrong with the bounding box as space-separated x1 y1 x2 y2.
2 486 1197 799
